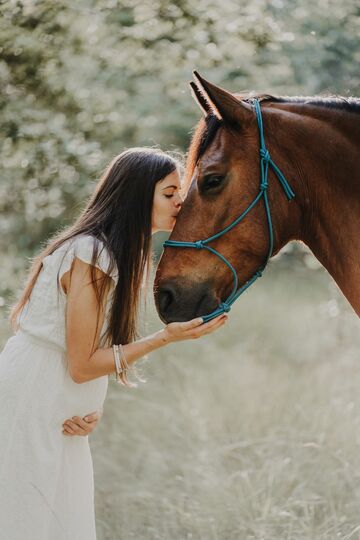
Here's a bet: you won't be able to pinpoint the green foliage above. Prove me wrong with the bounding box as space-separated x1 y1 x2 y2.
0 0 359 305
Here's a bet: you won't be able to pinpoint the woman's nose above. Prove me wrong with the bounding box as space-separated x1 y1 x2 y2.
176 193 184 206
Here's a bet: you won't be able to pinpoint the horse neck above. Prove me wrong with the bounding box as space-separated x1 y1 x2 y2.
267 102 360 315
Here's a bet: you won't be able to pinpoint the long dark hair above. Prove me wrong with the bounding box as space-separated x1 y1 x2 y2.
11 147 180 347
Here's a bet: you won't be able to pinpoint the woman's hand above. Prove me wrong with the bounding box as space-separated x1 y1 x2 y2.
161 314 227 344
62 409 103 437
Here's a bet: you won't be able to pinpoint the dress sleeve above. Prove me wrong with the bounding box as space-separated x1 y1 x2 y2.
57 234 118 284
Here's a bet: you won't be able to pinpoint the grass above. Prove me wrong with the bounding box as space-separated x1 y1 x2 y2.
91 259 360 540
1 252 358 539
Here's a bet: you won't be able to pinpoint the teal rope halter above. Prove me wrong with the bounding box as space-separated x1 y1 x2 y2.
163 99 295 323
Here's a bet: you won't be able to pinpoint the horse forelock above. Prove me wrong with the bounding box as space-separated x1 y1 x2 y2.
185 114 222 188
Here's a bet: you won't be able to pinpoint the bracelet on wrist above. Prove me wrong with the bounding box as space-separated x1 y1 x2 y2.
112 343 146 387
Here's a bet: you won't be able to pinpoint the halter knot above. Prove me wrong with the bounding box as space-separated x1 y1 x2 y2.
260 180 268 190
194 240 205 250
255 270 263 278
260 148 271 162
219 302 231 313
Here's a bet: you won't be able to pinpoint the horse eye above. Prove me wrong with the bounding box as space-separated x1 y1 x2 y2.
202 175 225 192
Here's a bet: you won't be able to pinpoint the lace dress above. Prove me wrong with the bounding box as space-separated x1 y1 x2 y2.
0 234 117 540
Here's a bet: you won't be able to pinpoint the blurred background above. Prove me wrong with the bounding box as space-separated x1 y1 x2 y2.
1 1 359 538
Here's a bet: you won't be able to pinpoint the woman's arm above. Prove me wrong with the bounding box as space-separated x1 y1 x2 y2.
64 258 227 384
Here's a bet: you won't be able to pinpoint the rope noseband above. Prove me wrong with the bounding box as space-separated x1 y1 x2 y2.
163 99 295 322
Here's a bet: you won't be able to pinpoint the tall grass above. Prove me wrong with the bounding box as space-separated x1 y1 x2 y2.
92 260 360 540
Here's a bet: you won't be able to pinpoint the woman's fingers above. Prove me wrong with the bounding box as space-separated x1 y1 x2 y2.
83 410 101 423
182 317 204 329
165 314 227 342
184 314 226 334
63 419 87 436
199 314 226 330
62 409 102 437
188 314 227 338
62 414 99 436
73 416 95 432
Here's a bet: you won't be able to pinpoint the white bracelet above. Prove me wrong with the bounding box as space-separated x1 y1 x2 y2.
119 343 146 384
112 344 123 383
112 343 146 386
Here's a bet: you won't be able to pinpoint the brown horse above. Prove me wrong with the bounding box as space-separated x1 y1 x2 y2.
154 72 360 322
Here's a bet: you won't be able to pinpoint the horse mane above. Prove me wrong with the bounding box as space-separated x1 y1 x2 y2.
185 93 360 184
256 94 360 113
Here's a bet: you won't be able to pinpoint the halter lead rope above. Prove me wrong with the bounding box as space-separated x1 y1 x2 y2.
163 99 295 322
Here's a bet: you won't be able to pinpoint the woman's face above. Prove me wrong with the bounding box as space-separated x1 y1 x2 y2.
152 169 183 233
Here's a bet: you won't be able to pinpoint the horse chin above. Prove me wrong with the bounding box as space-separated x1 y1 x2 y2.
154 278 220 324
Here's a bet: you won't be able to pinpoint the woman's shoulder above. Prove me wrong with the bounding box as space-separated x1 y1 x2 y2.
53 233 118 282
68 233 106 254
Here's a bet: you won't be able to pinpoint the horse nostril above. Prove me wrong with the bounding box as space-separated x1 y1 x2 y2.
158 286 176 316
155 279 219 323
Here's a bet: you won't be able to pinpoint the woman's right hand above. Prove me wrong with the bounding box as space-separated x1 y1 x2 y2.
161 314 228 343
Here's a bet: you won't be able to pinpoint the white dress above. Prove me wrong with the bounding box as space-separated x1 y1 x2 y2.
0 234 118 540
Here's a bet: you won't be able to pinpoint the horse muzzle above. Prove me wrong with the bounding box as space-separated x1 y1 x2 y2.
154 278 219 323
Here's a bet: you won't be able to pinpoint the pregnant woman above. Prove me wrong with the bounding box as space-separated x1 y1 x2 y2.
0 147 227 540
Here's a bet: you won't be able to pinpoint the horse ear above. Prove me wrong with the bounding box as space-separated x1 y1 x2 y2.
192 71 252 124
189 81 212 117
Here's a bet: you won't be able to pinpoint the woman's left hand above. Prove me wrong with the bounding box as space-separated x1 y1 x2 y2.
62 408 103 437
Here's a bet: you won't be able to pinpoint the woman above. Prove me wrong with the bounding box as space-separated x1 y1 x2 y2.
0 147 227 540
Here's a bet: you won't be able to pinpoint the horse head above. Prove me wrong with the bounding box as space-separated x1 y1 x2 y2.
154 72 301 322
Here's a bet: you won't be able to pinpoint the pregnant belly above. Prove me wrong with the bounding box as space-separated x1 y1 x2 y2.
0 332 108 424
62 372 109 418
